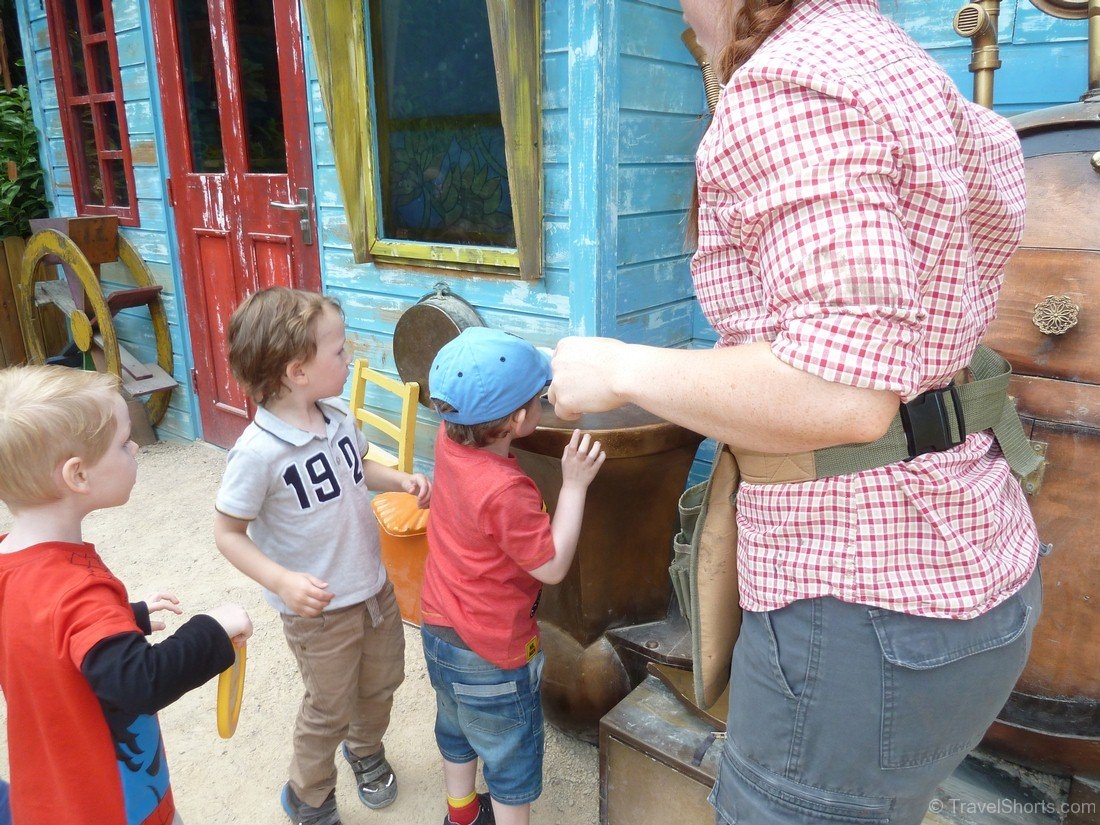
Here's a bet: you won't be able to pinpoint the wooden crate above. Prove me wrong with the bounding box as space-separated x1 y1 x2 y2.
600 674 1076 825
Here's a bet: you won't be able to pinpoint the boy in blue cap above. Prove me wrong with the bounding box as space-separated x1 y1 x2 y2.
421 327 605 825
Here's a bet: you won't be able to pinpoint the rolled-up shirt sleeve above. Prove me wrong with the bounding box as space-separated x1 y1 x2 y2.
700 78 926 397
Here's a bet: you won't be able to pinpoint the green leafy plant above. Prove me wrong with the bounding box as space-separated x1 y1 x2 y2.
0 84 50 238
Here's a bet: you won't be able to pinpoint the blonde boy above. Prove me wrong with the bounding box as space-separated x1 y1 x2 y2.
0 365 252 825
214 287 430 825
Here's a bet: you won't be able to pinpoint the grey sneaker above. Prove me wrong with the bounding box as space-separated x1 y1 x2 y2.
280 783 341 825
443 792 495 825
341 741 398 809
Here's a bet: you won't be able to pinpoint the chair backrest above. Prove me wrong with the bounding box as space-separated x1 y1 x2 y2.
348 358 420 474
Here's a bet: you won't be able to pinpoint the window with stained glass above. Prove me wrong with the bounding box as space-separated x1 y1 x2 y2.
302 0 540 276
367 0 540 276
369 0 513 248
46 0 138 224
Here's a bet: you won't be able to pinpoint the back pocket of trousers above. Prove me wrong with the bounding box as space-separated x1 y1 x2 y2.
453 680 525 735
870 595 1032 769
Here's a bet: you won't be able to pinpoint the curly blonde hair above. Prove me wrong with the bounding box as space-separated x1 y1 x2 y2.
228 287 343 405
0 365 120 508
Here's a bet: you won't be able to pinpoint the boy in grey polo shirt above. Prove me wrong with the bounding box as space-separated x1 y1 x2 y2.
214 288 431 825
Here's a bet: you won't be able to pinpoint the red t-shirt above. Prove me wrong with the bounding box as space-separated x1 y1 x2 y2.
421 426 555 669
0 539 176 824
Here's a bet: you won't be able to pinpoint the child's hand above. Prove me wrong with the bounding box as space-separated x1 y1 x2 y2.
402 472 432 508
277 571 335 618
143 591 182 632
205 603 253 648
560 429 605 489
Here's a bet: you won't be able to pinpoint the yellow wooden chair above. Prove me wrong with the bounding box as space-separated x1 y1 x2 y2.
348 358 419 474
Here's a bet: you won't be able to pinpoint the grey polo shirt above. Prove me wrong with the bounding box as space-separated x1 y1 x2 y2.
215 399 386 615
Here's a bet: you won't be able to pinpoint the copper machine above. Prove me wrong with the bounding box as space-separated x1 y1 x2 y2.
961 0 1100 787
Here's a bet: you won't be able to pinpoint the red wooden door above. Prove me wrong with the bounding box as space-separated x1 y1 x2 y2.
151 0 321 447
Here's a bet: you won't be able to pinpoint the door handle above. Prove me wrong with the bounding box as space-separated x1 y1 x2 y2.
269 187 313 245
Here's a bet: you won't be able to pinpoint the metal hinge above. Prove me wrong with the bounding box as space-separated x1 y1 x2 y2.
165 178 175 207
190 368 199 393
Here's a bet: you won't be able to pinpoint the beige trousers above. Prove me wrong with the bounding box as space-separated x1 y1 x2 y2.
280 580 406 807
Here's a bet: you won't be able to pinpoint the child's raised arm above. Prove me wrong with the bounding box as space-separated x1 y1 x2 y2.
530 429 605 585
214 511 334 617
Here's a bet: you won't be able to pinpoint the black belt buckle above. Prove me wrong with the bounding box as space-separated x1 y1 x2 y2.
900 384 965 459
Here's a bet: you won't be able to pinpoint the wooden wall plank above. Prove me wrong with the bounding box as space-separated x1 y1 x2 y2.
542 110 569 164
618 258 694 316
544 163 569 216
620 0 697 63
621 57 707 115
567 0 619 338
620 112 707 164
613 300 695 346
0 239 28 367
619 213 696 267
543 52 568 110
618 164 695 215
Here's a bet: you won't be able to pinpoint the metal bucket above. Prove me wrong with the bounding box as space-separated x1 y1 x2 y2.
393 282 485 407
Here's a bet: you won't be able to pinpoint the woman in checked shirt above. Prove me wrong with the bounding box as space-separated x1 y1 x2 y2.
549 0 1042 822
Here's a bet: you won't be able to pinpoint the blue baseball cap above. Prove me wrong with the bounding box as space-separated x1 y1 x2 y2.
429 327 552 425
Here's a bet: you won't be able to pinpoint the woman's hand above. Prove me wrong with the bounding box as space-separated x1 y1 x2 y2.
548 336 630 420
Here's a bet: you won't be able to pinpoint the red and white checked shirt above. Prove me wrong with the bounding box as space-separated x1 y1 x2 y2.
692 0 1039 619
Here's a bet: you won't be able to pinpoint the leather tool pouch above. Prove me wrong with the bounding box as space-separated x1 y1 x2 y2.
669 443 742 711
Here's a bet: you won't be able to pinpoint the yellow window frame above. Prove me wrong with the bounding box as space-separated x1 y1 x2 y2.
303 0 542 279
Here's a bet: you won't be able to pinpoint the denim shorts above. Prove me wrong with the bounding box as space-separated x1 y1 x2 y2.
710 568 1041 825
421 627 545 805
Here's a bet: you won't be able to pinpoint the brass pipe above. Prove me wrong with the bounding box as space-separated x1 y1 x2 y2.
681 28 722 114
954 0 1003 108
1089 0 1100 98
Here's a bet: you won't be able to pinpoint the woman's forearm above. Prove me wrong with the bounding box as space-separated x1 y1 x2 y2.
550 338 899 453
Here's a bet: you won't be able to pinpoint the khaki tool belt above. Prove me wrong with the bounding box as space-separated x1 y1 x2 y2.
733 345 1043 485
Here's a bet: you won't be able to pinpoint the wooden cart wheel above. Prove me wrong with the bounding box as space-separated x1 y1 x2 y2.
117 234 174 426
16 229 175 426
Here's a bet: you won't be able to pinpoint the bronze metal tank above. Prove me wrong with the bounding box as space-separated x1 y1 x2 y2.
978 99 1100 779
513 405 703 742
